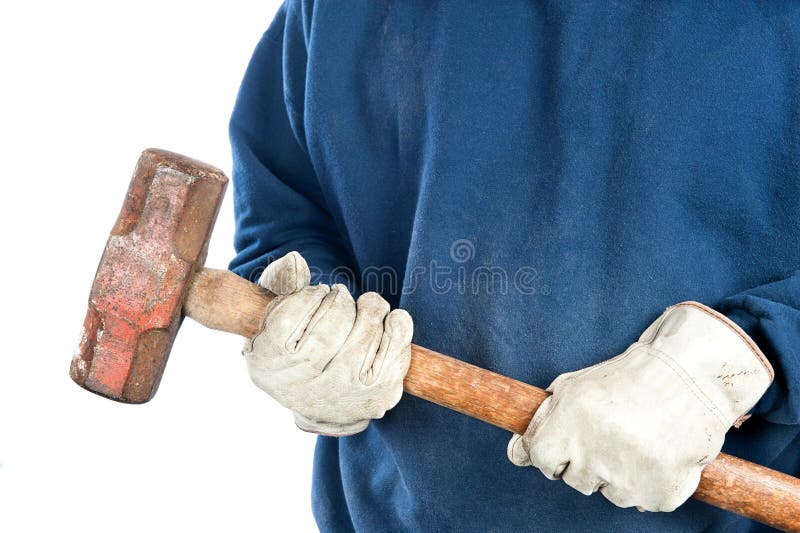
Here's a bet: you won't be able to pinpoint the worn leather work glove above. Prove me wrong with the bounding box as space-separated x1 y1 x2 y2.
244 252 413 436
508 301 773 512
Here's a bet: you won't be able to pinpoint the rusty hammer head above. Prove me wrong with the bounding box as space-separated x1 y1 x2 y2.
71 149 227 403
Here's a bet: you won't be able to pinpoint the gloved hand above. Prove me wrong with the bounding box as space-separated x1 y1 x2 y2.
508 301 773 512
244 251 413 436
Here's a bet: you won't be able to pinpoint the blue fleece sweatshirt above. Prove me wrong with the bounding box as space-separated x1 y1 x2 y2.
228 2 800 531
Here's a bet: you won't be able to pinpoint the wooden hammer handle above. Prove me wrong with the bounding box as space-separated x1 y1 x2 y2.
184 268 800 531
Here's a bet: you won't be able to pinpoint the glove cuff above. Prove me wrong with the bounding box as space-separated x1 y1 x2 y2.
640 301 773 428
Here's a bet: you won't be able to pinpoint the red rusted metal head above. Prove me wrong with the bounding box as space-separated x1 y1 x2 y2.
71 149 227 403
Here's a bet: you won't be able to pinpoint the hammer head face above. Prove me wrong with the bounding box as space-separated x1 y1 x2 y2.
71 149 227 403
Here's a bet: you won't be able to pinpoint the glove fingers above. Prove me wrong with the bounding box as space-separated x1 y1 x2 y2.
297 285 356 368
258 251 311 295
599 466 698 511
366 309 413 386
600 484 636 509
245 287 329 396
330 292 390 381
293 412 369 437
251 284 330 362
646 467 702 512
361 309 413 412
561 462 603 496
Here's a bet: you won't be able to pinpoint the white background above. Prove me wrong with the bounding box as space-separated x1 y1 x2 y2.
0 1 320 531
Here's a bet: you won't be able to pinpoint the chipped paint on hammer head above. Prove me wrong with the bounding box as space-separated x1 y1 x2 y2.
70 149 229 403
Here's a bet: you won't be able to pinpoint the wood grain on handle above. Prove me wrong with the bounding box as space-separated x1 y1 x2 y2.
405 346 800 532
184 268 800 532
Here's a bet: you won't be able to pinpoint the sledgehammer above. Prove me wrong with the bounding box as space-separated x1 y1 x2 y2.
71 149 800 531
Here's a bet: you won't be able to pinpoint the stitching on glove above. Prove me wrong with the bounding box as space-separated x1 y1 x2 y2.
672 301 774 381
561 345 638 386
647 346 730 430
554 346 638 390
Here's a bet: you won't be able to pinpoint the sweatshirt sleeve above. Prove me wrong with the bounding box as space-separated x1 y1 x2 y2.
718 270 800 425
228 1 354 287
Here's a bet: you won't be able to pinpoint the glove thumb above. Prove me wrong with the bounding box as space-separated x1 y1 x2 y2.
507 434 532 467
258 251 311 295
